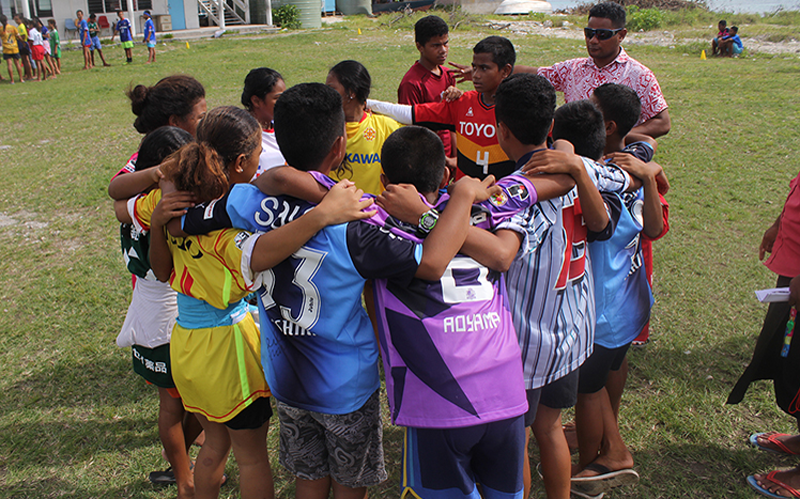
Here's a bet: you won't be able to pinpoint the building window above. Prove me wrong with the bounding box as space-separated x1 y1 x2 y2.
35 0 52 17
89 0 149 14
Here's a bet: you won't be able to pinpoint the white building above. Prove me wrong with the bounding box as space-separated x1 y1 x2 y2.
0 0 259 36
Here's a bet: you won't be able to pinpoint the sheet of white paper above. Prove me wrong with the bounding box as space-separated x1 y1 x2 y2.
755 287 791 303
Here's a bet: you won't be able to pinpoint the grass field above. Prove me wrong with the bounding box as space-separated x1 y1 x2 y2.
1 11 800 499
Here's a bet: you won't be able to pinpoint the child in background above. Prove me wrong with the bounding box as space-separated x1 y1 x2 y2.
112 126 198 496
26 20 48 81
111 10 134 64
720 26 743 57
88 13 111 67
36 18 57 78
47 19 61 74
326 60 401 195
143 11 156 64
76 10 92 69
13 14 33 79
368 36 517 180
240 67 287 178
398 15 458 178
711 19 729 56
1 15 23 83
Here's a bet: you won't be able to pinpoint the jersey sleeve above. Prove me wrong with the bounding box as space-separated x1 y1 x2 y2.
587 192 621 243
208 229 257 293
637 70 668 122
586 158 630 194
346 221 421 285
130 189 162 233
642 193 669 242
181 192 233 235
412 99 457 132
622 141 655 163
472 174 538 229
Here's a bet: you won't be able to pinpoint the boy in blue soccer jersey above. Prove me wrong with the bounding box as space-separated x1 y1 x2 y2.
76 10 92 69
174 83 501 499
110 10 134 63
548 98 666 496
143 11 156 64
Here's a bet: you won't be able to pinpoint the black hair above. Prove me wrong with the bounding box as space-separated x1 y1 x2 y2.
592 83 640 138
730 25 738 33
274 83 345 172
415 15 448 46
89 13 96 19
241 67 284 110
588 2 626 29
494 73 555 146
719 19 727 25
381 127 445 194
135 126 194 172
127 75 206 134
552 100 606 161
162 106 260 202
1 15 7 29
473 36 515 72
328 60 371 104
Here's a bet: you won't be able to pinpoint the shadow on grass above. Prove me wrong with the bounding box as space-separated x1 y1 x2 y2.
0 356 159 470
1 476 182 499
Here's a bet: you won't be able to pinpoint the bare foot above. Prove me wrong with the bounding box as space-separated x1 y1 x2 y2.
753 469 800 498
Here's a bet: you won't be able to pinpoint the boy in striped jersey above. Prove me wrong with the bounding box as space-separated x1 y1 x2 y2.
468 74 632 499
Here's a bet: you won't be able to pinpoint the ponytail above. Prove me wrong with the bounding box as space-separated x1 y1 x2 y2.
161 143 229 203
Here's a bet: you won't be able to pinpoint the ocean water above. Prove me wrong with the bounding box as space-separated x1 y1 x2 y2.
547 0 800 13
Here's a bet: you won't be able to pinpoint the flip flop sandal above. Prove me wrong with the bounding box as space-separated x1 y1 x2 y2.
148 467 175 485
747 472 800 499
570 489 605 499
571 463 639 496
750 433 800 456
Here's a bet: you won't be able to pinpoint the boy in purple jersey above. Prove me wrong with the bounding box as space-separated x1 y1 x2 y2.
371 127 573 499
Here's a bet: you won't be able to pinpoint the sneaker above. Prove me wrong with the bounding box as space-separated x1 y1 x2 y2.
148 467 175 485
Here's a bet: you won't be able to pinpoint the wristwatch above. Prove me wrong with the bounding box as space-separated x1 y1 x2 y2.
417 209 439 236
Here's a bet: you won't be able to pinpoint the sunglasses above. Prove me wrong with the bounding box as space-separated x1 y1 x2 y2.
584 27 624 40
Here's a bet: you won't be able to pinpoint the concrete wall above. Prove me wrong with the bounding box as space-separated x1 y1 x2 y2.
46 0 199 34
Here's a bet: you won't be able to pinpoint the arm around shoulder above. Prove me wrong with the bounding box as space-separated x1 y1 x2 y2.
630 109 671 138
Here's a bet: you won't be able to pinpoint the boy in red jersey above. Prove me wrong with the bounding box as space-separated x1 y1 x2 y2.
398 15 458 177
369 36 515 181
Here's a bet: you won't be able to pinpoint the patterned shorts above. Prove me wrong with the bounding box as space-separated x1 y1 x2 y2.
276 390 387 488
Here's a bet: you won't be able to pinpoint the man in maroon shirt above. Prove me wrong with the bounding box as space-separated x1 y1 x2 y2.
398 15 458 177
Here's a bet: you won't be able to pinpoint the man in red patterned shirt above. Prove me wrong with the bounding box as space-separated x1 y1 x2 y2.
452 2 670 139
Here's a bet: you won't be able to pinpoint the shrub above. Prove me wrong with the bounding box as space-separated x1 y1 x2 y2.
627 6 664 31
274 4 302 29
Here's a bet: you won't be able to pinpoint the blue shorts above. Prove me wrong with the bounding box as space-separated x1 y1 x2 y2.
90 36 102 50
733 44 743 54
147 41 156 48
401 416 525 499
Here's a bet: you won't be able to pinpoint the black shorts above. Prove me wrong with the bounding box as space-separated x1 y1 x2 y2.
225 396 273 430
18 41 30 56
578 343 631 394
2 53 20 60
523 369 579 426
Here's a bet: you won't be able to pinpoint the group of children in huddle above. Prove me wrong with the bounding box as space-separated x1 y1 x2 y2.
0 13 61 83
109 11 669 499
